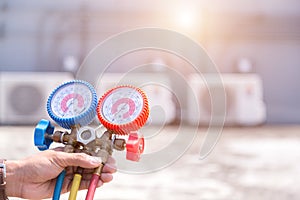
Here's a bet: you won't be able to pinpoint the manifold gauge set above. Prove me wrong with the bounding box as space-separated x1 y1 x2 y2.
34 80 149 200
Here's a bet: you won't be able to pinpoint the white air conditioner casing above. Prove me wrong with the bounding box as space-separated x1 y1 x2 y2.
0 72 73 125
187 73 266 126
96 73 176 125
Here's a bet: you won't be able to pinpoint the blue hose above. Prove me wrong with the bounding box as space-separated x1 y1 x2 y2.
53 170 66 200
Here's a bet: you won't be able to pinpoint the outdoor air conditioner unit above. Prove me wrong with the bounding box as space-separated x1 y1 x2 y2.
0 72 73 125
187 73 266 126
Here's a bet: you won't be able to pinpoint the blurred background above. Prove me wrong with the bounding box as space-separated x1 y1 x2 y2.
0 0 300 199
1 0 300 124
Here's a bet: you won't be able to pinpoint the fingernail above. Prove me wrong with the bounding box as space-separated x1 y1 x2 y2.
89 156 102 164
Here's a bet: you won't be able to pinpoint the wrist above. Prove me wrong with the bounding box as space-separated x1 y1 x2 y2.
0 159 8 200
5 161 22 198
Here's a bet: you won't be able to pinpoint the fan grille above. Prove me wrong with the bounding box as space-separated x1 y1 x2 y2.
9 85 43 115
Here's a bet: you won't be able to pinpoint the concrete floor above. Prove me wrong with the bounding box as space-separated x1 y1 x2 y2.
1 125 300 200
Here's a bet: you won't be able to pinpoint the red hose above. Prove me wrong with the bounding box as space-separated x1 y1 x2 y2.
85 174 100 200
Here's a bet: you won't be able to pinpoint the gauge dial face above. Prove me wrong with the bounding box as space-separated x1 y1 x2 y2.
50 82 93 119
101 87 144 125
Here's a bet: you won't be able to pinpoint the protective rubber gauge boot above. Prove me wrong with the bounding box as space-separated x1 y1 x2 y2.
96 85 149 135
47 80 98 129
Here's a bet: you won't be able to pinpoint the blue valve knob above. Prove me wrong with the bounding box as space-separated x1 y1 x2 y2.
34 119 54 151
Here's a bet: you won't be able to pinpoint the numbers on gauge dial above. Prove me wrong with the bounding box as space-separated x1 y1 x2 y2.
101 87 144 124
50 83 93 118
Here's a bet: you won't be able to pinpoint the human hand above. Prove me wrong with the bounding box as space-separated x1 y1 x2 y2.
5 147 117 199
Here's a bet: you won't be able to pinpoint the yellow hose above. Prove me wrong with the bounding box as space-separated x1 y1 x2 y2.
68 173 82 200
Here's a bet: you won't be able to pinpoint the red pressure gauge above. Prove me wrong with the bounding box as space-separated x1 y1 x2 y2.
97 85 149 161
97 85 149 135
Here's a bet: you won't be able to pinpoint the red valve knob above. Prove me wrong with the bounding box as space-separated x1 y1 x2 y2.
126 132 144 162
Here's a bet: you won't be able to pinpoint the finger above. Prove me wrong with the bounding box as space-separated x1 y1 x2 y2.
82 171 113 182
100 173 114 183
78 156 116 173
103 163 117 173
79 173 113 191
106 156 116 165
51 147 65 152
77 179 103 190
54 152 103 169
102 156 117 173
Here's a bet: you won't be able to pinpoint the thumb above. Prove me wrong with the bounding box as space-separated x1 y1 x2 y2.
54 152 103 169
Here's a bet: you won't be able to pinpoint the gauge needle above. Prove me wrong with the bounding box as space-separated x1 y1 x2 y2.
111 92 136 119
61 100 87 117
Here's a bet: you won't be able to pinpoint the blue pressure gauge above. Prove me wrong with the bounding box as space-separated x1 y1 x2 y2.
47 80 97 129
